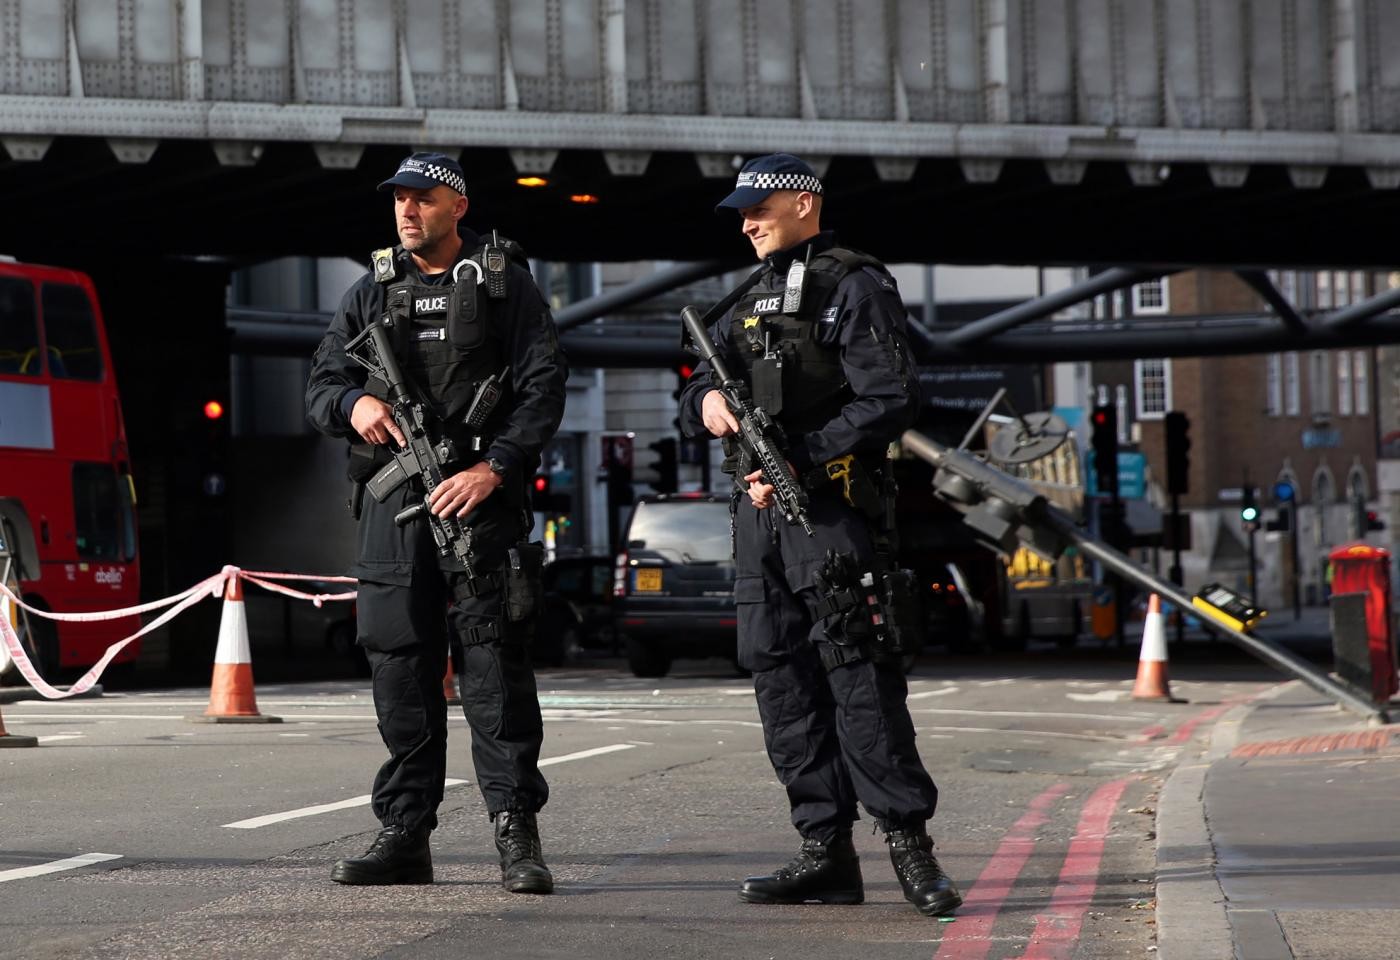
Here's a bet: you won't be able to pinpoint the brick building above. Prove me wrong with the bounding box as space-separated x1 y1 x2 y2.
1086 270 1387 609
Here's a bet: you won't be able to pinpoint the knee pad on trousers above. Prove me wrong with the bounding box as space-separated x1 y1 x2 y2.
372 656 437 751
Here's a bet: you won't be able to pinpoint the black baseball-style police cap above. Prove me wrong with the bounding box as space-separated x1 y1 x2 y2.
378 152 467 195
715 153 824 212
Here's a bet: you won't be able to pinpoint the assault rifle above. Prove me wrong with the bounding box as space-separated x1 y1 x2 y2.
681 305 814 536
344 318 479 569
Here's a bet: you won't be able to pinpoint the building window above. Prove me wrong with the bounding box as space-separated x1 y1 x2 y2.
1316 272 1333 309
1338 352 1353 416
1332 271 1350 307
1115 384 1129 443
1131 278 1168 315
1351 271 1366 304
1285 353 1301 415
1355 351 1370 416
1266 354 1282 416
1134 359 1170 419
1310 351 1332 419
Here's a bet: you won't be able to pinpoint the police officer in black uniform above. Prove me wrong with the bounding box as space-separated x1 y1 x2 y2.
678 154 962 917
306 152 566 893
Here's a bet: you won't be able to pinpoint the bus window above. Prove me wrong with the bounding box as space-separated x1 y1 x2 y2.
72 463 135 561
0 275 40 376
41 283 103 381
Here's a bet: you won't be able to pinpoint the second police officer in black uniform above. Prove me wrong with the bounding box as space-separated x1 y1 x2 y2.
305 153 566 893
678 154 962 917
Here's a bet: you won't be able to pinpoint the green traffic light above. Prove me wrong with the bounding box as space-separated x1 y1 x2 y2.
1241 506 1258 521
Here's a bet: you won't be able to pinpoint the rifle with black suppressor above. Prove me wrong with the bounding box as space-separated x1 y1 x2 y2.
681 305 814 536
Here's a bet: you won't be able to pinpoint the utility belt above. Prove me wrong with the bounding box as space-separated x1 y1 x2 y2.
810 547 922 671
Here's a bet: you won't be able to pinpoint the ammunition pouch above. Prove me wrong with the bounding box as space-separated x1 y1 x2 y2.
503 541 545 622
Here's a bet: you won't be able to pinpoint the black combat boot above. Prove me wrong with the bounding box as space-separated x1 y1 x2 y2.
739 831 864 905
883 824 962 916
331 824 433 885
493 809 554 894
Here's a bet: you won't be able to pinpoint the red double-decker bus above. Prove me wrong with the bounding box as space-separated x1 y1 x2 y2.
0 258 140 681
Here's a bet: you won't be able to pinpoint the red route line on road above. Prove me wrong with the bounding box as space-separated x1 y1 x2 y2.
932 782 1072 960
1014 777 1132 960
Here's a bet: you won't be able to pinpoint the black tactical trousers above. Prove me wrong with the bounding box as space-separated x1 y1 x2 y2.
357 521 548 833
732 491 937 841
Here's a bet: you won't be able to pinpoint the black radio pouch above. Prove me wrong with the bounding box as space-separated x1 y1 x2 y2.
503 541 545 622
447 273 487 351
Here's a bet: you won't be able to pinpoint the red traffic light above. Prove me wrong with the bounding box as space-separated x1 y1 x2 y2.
203 400 224 420
532 474 549 493
1092 410 1107 426
678 364 694 379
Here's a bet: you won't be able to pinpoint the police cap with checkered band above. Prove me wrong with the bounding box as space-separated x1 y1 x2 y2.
715 153 823 212
377 151 467 195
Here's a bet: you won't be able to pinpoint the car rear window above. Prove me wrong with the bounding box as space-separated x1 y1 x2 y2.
626 500 731 563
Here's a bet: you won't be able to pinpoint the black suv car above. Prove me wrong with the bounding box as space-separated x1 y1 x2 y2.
613 493 737 677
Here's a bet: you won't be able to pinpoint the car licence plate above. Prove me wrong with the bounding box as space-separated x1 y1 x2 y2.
634 568 663 592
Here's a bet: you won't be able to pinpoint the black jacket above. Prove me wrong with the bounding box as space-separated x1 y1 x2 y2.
677 231 919 473
305 229 567 581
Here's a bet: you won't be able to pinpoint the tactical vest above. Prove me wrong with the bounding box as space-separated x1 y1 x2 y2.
727 246 891 435
363 237 522 435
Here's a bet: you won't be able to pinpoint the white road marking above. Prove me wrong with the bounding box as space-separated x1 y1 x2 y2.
537 743 636 767
907 687 960 700
1067 690 1129 702
35 734 85 743
223 779 471 829
222 744 638 830
0 852 121 883
911 707 1157 722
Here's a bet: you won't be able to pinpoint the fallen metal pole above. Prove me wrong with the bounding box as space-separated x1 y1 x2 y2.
901 429 1389 724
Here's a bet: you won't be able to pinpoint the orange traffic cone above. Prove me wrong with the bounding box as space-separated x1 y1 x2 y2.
443 650 461 706
0 700 38 748
1132 594 1181 702
187 572 281 724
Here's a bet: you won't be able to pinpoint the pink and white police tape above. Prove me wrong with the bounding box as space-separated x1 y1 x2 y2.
0 566 358 699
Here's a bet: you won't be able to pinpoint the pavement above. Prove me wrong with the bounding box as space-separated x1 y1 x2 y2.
1155 605 1400 960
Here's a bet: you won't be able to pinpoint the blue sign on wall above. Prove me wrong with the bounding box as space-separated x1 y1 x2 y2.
1086 451 1146 499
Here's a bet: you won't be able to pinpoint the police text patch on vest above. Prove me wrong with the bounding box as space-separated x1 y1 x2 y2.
752 295 784 315
414 294 449 315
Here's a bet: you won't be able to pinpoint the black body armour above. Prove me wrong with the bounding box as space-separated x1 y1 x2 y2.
364 243 512 444
727 247 889 437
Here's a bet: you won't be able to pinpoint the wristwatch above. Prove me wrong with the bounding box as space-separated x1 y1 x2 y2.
485 457 509 476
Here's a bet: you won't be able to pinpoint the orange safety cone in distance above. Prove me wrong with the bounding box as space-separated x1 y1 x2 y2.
187 572 282 724
1132 593 1181 702
443 650 461 706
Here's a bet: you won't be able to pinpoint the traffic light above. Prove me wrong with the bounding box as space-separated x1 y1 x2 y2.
1240 486 1259 533
1367 510 1386 532
1164 411 1190 495
1266 481 1295 533
646 438 678 494
531 472 550 512
1090 405 1118 496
